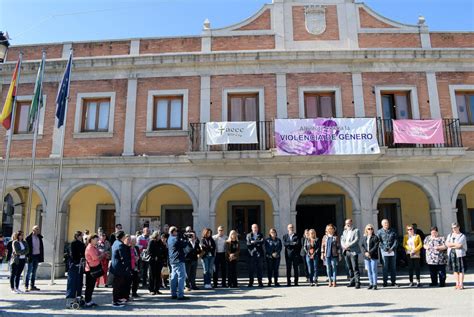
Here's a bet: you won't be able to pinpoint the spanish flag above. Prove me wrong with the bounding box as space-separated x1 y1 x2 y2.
0 59 21 130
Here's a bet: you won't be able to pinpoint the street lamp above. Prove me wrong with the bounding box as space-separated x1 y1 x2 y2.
0 31 10 63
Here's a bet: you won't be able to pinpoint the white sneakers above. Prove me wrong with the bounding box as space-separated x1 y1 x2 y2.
204 284 212 289
11 288 23 294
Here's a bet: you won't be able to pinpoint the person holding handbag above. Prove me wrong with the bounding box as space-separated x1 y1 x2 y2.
84 234 104 307
226 230 240 288
10 231 29 293
265 228 282 287
305 229 320 287
147 231 166 295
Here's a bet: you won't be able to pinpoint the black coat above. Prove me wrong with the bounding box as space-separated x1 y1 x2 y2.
147 239 167 264
200 237 216 257
282 233 300 259
246 232 264 257
361 235 380 260
26 233 44 262
70 239 85 265
184 240 201 262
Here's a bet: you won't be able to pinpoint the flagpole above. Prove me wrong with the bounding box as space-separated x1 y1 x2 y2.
0 53 23 231
25 51 46 236
51 50 72 284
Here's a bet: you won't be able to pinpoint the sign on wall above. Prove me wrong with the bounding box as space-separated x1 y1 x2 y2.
206 121 258 145
275 118 380 156
393 119 445 144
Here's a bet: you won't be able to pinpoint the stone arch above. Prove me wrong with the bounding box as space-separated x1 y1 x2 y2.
290 175 361 212
60 180 121 212
209 177 279 214
371 175 440 211
451 174 474 208
5 182 48 210
133 179 199 215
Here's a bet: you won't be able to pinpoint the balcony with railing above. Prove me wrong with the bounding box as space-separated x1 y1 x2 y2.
189 118 463 154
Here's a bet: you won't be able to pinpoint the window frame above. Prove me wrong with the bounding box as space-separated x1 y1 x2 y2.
380 91 413 120
298 86 342 118
14 101 32 135
11 95 46 140
375 85 420 120
227 93 260 122
222 88 265 122
152 95 184 131
146 89 189 137
73 92 116 139
303 91 336 118
454 91 474 126
80 98 111 133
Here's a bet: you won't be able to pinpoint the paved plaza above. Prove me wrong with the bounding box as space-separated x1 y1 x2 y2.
0 267 472 316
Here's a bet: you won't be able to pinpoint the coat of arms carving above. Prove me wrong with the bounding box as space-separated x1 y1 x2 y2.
305 5 327 35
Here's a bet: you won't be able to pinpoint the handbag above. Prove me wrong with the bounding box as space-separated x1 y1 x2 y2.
161 266 170 279
141 249 151 262
89 264 104 279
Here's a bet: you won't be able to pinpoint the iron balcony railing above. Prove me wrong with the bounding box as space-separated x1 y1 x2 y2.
189 119 463 152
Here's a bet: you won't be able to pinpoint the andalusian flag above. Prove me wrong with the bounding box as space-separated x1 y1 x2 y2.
28 54 45 131
0 59 21 130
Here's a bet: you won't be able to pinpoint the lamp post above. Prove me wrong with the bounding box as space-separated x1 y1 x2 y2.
0 31 10 62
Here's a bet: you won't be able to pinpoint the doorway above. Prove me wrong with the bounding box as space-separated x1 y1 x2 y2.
377 199 402 235
97 205 115 236
163 206 193 232
231 205 262 240
295 195 345 236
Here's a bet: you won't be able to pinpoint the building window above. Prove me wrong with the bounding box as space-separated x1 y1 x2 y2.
381 91 412 119
153 96 183 130
81 99 110 132
14 101 32 134
304 92 335 118
455 92 474 125
228 94 259 121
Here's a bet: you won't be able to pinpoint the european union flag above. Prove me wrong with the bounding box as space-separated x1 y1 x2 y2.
55 52 72 128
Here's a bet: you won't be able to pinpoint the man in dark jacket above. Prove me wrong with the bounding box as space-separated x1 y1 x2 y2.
110 231 131 307
25 225 44 291
282 224 300 286
168 226 190 300
109 224 122 245
184 231 200 291
246 224 264 287
377 219 399 287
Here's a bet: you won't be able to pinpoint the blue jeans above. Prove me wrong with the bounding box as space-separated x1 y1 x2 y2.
365 258 378 285
170 262 186 298
382 255 397 284
201 256 215 285
306 255 318 283
325 257 338 282
26 255 40 288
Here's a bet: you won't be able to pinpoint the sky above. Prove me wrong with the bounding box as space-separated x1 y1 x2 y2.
0 0 473 45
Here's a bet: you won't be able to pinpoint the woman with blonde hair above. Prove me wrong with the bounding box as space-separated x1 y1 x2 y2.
361 224 380 290
403 225 423 287
225 230 240 288
321 224 341 287
304 229 320 286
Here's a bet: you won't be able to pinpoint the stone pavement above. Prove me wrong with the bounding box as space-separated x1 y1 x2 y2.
0 267 473 316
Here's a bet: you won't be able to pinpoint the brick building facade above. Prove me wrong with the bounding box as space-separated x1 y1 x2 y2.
0 0 473 277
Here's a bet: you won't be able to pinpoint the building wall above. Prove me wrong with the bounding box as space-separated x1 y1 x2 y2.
66 185 115 241
379 182 431 233
138 185 193 217
300 182 354 220
292 5 340 41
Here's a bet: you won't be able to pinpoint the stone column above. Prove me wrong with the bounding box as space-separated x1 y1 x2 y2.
197 177 212 231
276 74 288 119
358 174 375 227
352 73 365 117
277 175 291 234
119 179 133 233
437 173 456 237
426 72 441 119
122 78 138 156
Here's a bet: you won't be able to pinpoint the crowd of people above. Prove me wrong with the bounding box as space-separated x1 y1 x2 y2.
0 218 468 309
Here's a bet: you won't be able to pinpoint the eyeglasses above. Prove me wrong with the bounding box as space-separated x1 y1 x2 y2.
367 228 374 231
407 228 413 231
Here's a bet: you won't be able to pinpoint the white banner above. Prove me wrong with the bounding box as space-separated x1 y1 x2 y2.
206 121 258 145
275 118 380 155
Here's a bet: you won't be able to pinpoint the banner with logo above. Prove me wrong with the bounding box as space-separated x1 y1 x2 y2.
275 118 380 156
206 121 258 145
393 119 444 144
